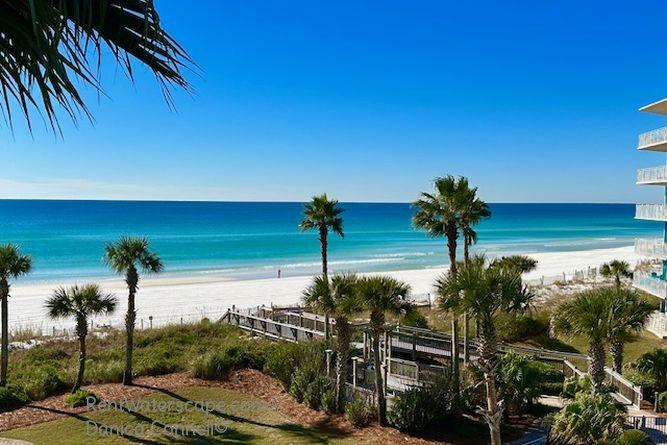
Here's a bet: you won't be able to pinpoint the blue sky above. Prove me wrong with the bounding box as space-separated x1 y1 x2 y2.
1 0 667 203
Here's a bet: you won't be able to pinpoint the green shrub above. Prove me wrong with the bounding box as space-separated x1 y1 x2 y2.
345 395 373 427
0 386 28 412
618 429 652 445
320 388 336 413
19 364 68 400
64 389 99 408
193 343 266 380
549 392 624 445
87 359 124 384
388 385 438 432
289 366 314 403
400 310 429 329
495 352 544 414
303 376 330 410
636 348 667 392
495 312 549 342
263 342 301 389
624 370 656 391
562 377 578 399
659 391 667 412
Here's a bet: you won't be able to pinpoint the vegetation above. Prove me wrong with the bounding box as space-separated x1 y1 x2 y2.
0 385 28 411
492 255 538 275
64 389 99 408
493 352 552 415
600 260 632 287
193 344 266 380
45 284 117 392
635 348 667 392
104 236 164 385
388 372 455 432
617 430 653 445
0 244 32 387
549 392 624 445
0 0 192 131
436 254 534 445
345 394 374 427
357 275 411 426
303 273 361 412
413 175 484 402
299 193 345 339
659 390 667 412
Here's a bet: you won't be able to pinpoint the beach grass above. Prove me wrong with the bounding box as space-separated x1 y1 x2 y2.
2 386 356 445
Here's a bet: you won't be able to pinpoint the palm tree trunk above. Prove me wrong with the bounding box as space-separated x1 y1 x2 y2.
319 227 330 339
446 225 460 405
463 239 470 364
124 267 138 385
74 316 88 392
478 316 502 445
335 318 351 412
0 279 8 387
589 339 606 392
615 275 621 288
372 327 386 426
610 339 624 374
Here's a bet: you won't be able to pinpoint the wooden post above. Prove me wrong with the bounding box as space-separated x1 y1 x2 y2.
411 333 417 361
352 358 358 388
149 316 153 329
325 349 333 376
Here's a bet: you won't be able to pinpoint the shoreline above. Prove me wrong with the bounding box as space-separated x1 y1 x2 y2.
7 245 642 332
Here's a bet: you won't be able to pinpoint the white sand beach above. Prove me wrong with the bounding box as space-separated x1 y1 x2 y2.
7 245 642 333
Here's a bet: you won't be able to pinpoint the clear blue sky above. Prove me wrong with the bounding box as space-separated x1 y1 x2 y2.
1 0 666 203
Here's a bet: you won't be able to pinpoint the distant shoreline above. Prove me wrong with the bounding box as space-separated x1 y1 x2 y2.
7 245 641 333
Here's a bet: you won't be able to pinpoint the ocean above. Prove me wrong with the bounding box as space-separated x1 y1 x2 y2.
0 200 658 283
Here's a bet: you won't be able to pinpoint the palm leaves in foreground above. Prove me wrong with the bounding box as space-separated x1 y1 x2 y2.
104 236 163 385
46 284 117 391
356 275 411 426
0 0 193 131
303 273 361 412
606 288 654 373
0 244 32 386
436 255 534 445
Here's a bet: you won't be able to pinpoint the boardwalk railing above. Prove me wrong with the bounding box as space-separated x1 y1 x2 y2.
605 367 643 407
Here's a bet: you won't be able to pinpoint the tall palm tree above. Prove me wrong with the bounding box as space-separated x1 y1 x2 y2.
552 289 612 391
436 255 533 445
1 0 193 132
0 244 32 386
460 185 491 363
413 175 470 397
303 273 361 412
299 193 344 339
356 275 410 426
600 260 632 288
606 288 654 373
45 284 117 392
104 236 163 385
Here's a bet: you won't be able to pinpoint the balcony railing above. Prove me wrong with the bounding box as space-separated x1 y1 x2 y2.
646 311 667 339
637 165 667 184
633 271 667 299
638 126 667 149
635 238 667 257
635 204 667 221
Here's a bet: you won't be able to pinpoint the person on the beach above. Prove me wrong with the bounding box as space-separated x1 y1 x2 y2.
277 269 281 278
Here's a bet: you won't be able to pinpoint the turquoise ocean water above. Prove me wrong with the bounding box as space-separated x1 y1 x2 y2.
0 201 659 282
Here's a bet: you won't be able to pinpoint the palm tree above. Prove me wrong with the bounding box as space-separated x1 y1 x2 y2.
636 348 667 392
299 194 345 339
492 255 538 275
45 284 117 392
413 175 470 395
600 260 632 288
104 236 163 385
552 289 612 391
0 244 32 386
460 185 491 363
606 288 654 373
356 275 411 426
303 273 361 412
436 255 533 445
1 0 192 131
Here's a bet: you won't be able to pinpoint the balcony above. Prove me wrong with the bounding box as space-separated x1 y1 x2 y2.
633 271 667 299
635 238 667 257
637 165 667 185
635 204 667 221
638 127 667 151
640 98 667 115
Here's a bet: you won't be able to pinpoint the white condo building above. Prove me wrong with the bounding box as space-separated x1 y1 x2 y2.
634 98 667 339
